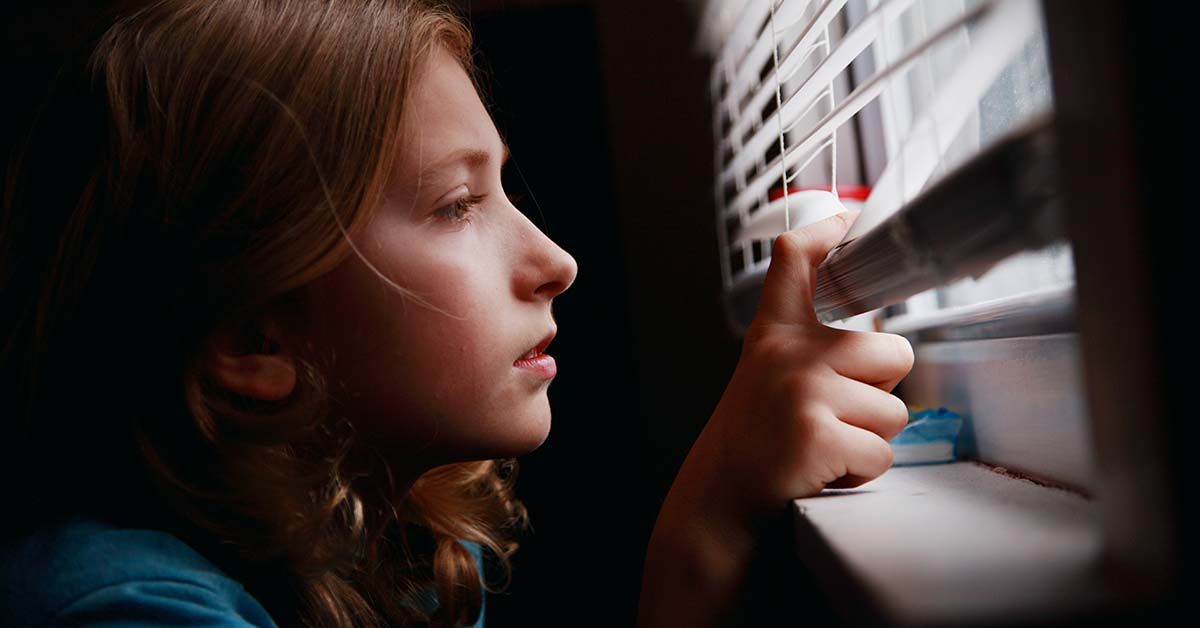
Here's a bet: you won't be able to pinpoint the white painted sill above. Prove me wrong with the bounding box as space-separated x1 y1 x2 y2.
791 462 1118 626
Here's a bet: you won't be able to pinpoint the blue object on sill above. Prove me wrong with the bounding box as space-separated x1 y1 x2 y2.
890 407 963 466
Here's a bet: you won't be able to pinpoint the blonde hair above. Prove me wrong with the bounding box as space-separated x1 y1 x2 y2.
0 1 525 626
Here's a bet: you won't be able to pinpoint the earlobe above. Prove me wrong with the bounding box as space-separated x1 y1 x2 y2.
203 322 297 402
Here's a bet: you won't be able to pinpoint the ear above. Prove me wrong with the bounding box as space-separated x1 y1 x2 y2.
203 315 297 402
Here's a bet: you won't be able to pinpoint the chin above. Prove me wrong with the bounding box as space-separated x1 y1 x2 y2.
498 410 552 457
474 401 552 459
436 395 555 461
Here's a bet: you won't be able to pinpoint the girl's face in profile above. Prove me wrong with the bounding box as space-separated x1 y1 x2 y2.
302 46 578 467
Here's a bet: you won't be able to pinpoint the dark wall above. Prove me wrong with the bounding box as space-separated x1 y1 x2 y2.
468 7 643 625
463 1 743 625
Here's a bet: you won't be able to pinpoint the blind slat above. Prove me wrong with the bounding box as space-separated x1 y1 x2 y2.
845 0 1041 241
721 0 1002 219
813 119 1061 322
709 0 773 92
734 188 848 245
718 0 820 101
716 0 850 134
719 0 917 195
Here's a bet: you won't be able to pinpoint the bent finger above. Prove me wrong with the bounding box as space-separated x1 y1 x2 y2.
824 329 914 391
828 375 910 440
825 421 894 489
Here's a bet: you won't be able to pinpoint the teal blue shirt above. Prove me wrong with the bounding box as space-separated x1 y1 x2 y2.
1 519 485 627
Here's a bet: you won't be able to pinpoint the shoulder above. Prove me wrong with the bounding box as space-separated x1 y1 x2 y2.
1 518 276 627
461 539 487 628
460 538 484 567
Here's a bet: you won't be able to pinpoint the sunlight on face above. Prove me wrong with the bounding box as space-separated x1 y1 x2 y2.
302 46 578 468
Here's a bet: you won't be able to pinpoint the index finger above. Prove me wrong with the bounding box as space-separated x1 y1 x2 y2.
753 210 859 326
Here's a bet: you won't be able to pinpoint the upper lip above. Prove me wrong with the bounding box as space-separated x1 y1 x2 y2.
519 329 556 360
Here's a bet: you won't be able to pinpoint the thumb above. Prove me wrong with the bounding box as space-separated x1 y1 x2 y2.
753 210 859 325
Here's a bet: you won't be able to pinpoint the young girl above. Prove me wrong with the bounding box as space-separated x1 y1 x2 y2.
0 1 912 626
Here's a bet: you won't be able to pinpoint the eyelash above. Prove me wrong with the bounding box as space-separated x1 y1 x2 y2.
434 193 487 224
433 192 527 224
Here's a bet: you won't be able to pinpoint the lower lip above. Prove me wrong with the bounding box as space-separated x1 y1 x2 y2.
514 353 557 379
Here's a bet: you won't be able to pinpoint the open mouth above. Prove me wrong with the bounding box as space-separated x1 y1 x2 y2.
517 332 554 361
518 338 549 357
513 331 557 379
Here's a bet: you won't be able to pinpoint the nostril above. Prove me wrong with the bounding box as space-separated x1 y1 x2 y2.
535 279 569 299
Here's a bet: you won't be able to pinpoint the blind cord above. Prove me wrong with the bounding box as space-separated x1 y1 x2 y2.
768 0 791 232
826 24 838 201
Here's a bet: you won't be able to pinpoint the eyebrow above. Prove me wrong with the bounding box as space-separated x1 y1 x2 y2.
421 142 511 177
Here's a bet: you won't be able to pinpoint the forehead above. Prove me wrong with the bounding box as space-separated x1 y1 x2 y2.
395 46 501 181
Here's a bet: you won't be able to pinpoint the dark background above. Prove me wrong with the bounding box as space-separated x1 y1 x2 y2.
457 1 745 624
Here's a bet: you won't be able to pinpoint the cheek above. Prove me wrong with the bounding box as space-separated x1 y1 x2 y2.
394 258 504 384
304 247 511 445
300 207 556 461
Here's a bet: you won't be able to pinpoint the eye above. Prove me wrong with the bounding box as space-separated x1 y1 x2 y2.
434 193 486 224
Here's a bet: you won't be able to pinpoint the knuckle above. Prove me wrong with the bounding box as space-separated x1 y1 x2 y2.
740 324 767 354
781 373 817 408
745 323 822 365
744 327 791 363
741 320 772 347
804 411 835 449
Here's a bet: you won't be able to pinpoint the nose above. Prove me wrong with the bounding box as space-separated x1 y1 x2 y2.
513 212 578 301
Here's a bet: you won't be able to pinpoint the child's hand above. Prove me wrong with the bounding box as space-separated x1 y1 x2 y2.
688 211 914 520
640 212 915 627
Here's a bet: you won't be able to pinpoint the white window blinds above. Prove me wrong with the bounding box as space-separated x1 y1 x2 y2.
700 0 1062 332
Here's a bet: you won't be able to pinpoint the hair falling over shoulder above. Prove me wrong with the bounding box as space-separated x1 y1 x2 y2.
0 1 525 625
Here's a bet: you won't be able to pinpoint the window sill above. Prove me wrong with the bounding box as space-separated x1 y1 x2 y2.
791 462 1116 626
